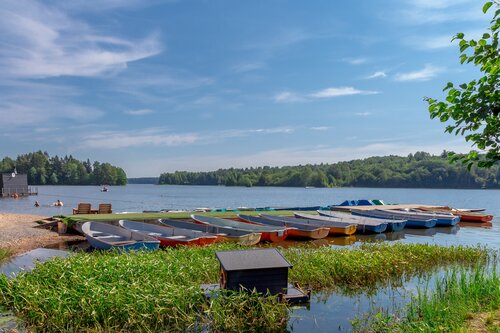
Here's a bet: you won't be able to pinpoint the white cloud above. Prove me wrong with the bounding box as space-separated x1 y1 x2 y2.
409 30 486 50
310 126 330 131
395 64 443 81
397 0 484 24
79 129 199 149
355 112 371 116
274 91 304 103
0 0 161 79
122 139 473 175
214 127 295 140
124 109 154 116
365 71 387 79
274 87 380 103
0 80 103 126
76 126 297 150
310 87 379 98
343 57 368 65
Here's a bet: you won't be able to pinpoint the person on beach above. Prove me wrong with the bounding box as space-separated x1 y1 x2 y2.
34 201 40 207
53 200 64 207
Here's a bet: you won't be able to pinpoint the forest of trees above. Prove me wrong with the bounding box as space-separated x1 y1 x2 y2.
158 152 499 189
128 177 159 184
0 151 127 185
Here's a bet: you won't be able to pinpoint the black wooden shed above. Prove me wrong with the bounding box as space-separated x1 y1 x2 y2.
1 172 29 197
215 248 292 295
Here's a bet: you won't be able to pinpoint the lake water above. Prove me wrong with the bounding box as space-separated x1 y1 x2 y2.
0 185 499 331
1 185 499 249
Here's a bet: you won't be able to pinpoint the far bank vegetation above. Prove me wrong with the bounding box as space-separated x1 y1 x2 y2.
158 151 499 189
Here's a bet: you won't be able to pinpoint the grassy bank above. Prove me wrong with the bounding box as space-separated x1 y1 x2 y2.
0 243 492 332
0 249 11 263
353 265 499 332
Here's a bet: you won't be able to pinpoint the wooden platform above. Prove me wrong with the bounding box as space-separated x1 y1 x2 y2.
200 283 311 304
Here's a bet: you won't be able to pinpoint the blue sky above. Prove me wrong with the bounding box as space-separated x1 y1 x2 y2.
0 0 493 177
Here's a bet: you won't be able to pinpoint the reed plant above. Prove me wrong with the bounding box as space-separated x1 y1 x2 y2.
0 243 492 332
0 248 11 263
353 263 499 332
286 243 490 291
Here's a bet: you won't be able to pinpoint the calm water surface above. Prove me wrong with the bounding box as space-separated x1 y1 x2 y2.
0 185 499 331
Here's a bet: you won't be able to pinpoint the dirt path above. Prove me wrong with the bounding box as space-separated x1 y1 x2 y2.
0 213 84 256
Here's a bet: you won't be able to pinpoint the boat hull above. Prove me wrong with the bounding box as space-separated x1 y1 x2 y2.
457 213 493 223
405 219 437 228
296 212 387 234
386 221 406 232
327 225 357 236
356 223 388 234
220 233 262 245
238 214 329 240
192 215 286 243
82 221 160 251
351 210 437 229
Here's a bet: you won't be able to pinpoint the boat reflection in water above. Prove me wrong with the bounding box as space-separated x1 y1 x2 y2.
384 231 406 242
435 225 460 235
404 227 437 237
355 233 387 243
327 235 357 246
459 221 493 229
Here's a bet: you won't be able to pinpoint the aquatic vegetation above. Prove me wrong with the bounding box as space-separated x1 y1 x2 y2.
286 243 490 291
0 249 11 263
353 264 500 332
0 243 491 332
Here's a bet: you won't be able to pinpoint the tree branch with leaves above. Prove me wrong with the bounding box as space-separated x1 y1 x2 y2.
426 1 499 169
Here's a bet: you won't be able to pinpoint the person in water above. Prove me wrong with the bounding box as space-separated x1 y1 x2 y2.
34 201 40 207
53 199 64 207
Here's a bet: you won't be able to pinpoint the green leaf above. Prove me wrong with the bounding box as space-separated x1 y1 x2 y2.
460 44 469 52
482 33 491 39
443 82 453 91
483 2 493 13
456 32 465 39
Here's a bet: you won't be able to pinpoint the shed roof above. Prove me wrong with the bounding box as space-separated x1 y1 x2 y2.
215 249 292 271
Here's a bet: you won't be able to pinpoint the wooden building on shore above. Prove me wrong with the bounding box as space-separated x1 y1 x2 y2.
1 171 37 197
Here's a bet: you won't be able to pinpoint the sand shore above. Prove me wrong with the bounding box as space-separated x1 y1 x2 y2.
0 213 84 256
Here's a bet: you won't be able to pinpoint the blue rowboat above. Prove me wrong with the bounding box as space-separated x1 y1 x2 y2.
292 212 388 234
405 209 460 226
351 209 437 229
317 210 406 232
81 221 160 251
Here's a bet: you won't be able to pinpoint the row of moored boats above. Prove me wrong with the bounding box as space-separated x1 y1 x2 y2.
81 206 493 251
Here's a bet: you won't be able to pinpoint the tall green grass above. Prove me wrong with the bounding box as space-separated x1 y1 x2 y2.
286 243 489 291
353 264 500 332
0 243 491 332
0 248 11 263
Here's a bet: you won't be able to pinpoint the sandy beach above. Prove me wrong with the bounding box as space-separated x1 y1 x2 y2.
0 213 84 256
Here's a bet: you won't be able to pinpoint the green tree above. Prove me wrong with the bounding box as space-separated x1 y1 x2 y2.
426 1 500 168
